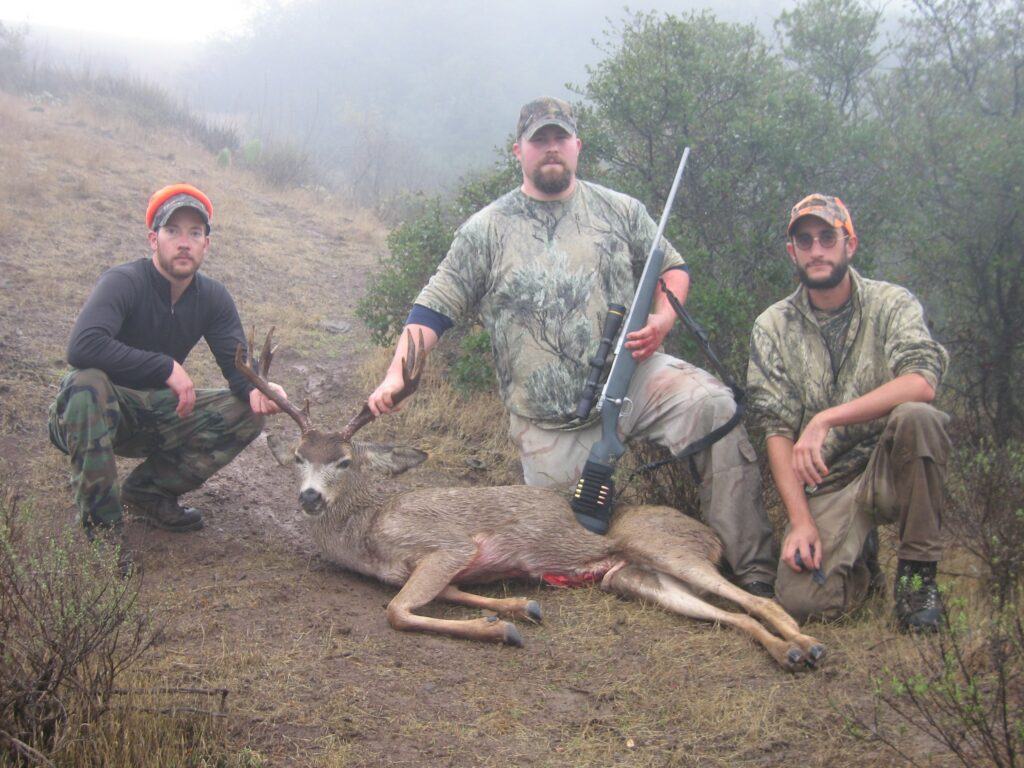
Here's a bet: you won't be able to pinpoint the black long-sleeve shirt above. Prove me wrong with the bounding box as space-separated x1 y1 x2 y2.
66 258 253 400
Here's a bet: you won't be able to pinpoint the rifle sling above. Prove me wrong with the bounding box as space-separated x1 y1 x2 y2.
630 281 746 479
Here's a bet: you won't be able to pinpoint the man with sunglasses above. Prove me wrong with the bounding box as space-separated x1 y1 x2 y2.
747 194 950 631
48 184 286 558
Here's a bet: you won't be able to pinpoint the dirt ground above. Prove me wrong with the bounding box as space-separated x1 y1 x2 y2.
0 90 959 767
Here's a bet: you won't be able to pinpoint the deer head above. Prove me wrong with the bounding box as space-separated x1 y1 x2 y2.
235 328 428 516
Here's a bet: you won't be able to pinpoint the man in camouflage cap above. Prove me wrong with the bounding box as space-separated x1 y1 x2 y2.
367 96 776 596
48 183 287 556
747 193 951 631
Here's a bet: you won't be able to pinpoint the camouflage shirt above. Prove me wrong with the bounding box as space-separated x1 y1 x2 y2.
414 180 685 426
746 268 949 493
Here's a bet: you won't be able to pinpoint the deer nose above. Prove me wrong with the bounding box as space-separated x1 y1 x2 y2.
299 488 323 511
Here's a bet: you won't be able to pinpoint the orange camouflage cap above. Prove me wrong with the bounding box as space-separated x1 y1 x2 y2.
787 193 855 239
146 183 213 232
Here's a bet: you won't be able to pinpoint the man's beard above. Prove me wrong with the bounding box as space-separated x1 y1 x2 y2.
530 162 573 195
797 254 850 290
157 249 199 279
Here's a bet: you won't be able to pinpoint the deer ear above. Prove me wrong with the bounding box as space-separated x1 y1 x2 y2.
356 442 428 475
266 433 296 467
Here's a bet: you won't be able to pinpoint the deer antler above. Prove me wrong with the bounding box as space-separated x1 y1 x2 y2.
234 327 313 434
338 327 426 441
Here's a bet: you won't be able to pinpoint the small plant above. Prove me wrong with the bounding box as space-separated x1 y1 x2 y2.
217 147 232 168
242 139 262 166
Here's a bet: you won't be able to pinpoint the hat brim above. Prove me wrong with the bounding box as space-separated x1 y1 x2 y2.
520 118 577 141
152 196 211 231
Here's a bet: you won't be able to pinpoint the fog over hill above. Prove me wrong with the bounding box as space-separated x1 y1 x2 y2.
7 0 909 196
184 0 794 191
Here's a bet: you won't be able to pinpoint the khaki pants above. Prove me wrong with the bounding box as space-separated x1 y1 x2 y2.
776 402 951 622
509 353 775 585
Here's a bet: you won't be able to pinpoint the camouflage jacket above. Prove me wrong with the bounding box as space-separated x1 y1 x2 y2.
414 180 684 426
746 268 948 493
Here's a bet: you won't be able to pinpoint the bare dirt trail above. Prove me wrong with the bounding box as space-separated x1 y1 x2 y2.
0 90 946 767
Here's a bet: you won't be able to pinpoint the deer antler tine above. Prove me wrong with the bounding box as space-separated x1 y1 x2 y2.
246 325 257 366
259 327 276 378
234 328 313 434
403 328 417 382
414 327 426 378
302 399 310 419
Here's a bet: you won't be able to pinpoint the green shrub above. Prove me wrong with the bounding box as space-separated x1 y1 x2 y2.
356 196 457 346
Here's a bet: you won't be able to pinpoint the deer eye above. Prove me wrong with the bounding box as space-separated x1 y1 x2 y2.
293 455 302 464
337 458 351 469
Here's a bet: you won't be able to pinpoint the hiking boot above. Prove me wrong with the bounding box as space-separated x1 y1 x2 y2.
742 580 776 599
894 569 942 633
123 493 204 532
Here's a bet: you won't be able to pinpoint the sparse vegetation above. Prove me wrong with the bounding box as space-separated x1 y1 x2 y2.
0 485 153 764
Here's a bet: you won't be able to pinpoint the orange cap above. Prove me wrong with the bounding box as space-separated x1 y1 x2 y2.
146 184 213 231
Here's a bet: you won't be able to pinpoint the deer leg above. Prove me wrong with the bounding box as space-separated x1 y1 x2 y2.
674 564 826 667
386 551 524 647
603 565 811 672
438 585 542 623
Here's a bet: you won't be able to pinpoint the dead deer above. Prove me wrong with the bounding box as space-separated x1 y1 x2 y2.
236 329 826 671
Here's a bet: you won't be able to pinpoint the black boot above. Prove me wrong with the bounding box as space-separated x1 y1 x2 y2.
894 560 942 633
123 492 204 532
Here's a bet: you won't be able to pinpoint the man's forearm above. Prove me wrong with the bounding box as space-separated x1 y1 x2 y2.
815 373 935 430
766 435 814 527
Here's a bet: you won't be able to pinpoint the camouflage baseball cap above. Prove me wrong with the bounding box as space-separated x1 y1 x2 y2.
787 193 855 238
516 96 577 141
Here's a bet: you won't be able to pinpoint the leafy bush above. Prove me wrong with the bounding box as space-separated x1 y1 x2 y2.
356 196 456 347
946 440 1024 607
245 139 320 189
861 596 1023 768
0 487 155 763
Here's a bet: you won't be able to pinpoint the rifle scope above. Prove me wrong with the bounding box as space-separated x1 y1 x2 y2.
574 303 626 420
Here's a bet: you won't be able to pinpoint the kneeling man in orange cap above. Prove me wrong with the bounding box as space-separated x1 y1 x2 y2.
48 184 286 549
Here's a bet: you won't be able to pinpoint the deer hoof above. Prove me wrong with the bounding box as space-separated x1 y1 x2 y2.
525 600 543 623
786 647 805 667
503 624 523 647
805 644 827 668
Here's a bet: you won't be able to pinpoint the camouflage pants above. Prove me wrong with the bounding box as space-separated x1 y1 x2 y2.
776 402 951 623
509 353 775 586
48 368 263 529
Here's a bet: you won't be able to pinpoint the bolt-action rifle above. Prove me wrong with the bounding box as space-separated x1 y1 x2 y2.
570 147 690 534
